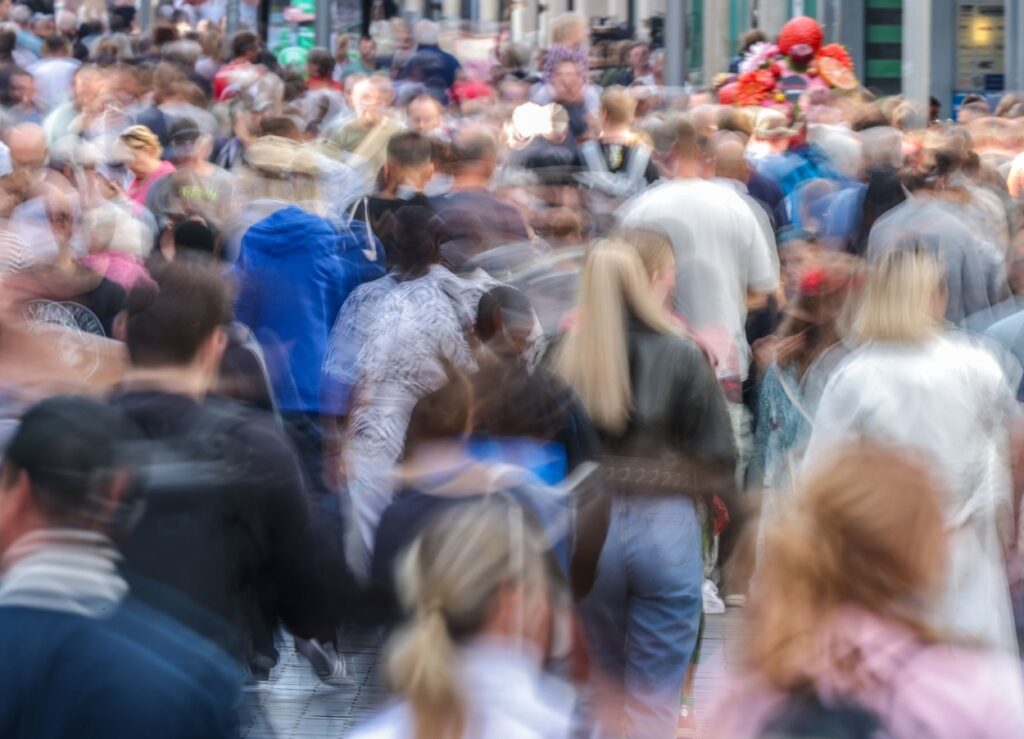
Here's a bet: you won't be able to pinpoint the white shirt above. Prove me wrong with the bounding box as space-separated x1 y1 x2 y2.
619 178 778 380
29 57 80 113
349 640 574 739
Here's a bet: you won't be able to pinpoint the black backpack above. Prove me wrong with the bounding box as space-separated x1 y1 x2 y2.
761 690 885 739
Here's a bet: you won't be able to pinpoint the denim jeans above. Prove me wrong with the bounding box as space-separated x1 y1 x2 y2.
580 495 703 739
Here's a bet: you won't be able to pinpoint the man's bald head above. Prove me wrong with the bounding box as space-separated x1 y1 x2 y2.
7 123 47 173
713 135 748 183
451 125 497 168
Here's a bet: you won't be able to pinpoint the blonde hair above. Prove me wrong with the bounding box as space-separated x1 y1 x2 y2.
851 248 944 343
118 125 162 158
556 240 680 433
750 443 946 690
549 12 587 46
600 86 637 127
387 499 551 739
614 226 675 280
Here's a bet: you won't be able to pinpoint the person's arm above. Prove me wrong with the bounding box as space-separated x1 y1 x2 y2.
251 425 349 638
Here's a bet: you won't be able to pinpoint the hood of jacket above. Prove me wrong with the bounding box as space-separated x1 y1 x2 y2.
241 205 335 258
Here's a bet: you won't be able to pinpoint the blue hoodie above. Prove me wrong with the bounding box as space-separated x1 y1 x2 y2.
234 206 385 414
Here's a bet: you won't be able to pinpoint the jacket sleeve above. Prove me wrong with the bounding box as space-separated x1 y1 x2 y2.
663 339 738 479
246 423 350 638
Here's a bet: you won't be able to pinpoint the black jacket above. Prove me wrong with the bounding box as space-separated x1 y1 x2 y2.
569 318 738 599
601 318 737 490
111 391 348 666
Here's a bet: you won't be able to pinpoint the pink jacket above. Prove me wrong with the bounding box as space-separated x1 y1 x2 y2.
705 607 1024 739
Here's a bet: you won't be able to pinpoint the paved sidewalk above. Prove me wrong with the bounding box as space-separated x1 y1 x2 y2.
241 609 746 738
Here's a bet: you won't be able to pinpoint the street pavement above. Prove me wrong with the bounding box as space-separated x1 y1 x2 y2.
241 609 746 738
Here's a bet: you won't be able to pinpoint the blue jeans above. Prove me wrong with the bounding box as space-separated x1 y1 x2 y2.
580 495 703 739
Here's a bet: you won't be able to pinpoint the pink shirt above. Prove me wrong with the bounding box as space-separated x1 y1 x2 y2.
127 161 175 207
80 251 154 291
705 607 1024 739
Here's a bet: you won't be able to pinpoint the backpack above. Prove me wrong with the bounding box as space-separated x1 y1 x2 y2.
761 690 885 739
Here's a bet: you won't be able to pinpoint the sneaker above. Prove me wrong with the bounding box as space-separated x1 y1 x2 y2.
294 637 352 686
724 593 748 608
702 579 726 615
676 703 698 738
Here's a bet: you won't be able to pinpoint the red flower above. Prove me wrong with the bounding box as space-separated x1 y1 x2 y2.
816 43 854 70
736 69 776 106
778 16 824 55
799 267 827 295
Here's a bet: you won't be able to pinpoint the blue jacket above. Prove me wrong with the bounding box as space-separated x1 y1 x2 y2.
0 599 240 739
234 206 385 414
400 44 462 102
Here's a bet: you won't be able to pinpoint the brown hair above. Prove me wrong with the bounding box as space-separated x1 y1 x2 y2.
600 85 636 127
749 443 946 691
775 253 862 377
125 260 230 367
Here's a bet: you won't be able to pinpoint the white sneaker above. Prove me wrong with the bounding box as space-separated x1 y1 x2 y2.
702 579 726 614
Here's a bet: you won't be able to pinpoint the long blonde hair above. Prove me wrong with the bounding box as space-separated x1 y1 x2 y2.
750 443 946 691
386 499 552 739
852 247 945 343
556 240 680 434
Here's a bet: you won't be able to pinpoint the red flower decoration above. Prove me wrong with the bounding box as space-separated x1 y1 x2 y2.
736 69 777 106
799 267 827 295
778 16 824 55
816 43 854 70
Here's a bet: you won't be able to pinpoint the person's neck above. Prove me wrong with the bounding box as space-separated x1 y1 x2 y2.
121 364 211 399
451 172 490 191
674 160 701 179
134 160 164 180
601 125 632 143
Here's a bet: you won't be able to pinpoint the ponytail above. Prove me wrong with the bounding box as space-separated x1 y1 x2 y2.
384 500 554 739
386 596 465 739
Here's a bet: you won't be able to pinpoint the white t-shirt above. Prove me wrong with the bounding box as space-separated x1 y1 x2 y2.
29 57 80 113
619 178 778 380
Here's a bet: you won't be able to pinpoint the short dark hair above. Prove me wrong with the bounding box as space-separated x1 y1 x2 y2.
307 47 334 79
125 261 231 367
173 220 218 260
231 30 259 60
152 23 179 47
388 204 444 275
2 395 132 528
42 33 68 55
386 131 432 169
258 116 300 139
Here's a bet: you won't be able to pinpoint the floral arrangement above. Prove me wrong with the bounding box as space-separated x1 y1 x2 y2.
718 16 858 112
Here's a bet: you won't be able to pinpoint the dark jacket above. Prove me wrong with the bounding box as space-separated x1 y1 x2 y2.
399 44 461 102
570 318 737 599
0 598 239 739
603 318 737 485
112 391 349 666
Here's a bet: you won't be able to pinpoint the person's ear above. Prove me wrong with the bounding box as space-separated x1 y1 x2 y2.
111 311 127 342
0 467 36 532
199 326 229 371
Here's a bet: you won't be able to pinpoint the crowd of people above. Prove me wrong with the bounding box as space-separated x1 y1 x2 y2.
4 4 1024 739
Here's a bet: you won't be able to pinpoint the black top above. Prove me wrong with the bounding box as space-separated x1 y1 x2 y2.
111 391 348 664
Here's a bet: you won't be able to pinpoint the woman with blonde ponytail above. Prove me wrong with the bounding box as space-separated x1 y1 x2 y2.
706 444 1024 738
555 240 736 738
350 499 574 739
